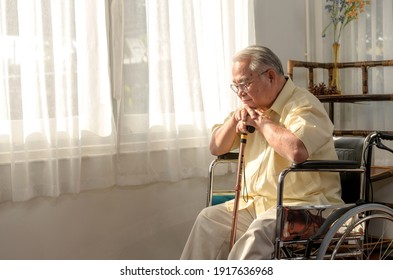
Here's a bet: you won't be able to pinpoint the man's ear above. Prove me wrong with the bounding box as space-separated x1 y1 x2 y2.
267 70 274 82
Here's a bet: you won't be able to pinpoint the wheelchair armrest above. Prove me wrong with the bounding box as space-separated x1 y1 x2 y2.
217 152 239 160
292 159 360 170
277 159 365 208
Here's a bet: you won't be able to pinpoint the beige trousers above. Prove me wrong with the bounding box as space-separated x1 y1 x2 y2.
180 203 277 260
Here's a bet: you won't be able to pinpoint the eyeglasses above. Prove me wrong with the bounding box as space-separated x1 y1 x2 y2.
230 69 270 94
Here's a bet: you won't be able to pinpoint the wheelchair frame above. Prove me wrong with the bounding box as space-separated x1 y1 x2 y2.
206 131 393 260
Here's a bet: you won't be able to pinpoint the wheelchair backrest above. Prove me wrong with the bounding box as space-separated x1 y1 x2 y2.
334 136 365 203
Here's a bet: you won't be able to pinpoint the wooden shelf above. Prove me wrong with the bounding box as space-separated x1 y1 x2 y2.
332 130 393 137
314 94 393 134
371 166 393 182
316 94 393 103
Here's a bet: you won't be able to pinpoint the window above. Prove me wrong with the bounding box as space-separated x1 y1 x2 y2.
0 0 114 202
0 0 255 202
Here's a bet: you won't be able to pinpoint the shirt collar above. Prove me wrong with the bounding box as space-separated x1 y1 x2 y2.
268 76 295 116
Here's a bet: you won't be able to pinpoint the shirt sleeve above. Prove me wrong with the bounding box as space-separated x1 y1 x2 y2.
211 111 240 151
285 97 334 156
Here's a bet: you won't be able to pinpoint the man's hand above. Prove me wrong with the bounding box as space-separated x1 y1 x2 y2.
233 106 271 134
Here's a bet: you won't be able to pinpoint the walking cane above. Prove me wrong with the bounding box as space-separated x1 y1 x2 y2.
229 125 254 250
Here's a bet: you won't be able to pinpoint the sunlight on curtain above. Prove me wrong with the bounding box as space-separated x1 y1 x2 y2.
116 0 255 185
0 0 115 202
307 0 393 166
0 0 255 202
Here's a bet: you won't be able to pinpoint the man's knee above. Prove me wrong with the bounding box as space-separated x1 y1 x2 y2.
198 204 229 221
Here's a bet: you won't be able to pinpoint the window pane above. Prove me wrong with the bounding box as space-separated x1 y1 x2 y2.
123 0 148 115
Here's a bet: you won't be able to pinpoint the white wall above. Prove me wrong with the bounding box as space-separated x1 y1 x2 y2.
254 0 307 74
0 1 309 260
0 178 207 259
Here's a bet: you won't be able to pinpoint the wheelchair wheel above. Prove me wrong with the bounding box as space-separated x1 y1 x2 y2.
317 203 393 260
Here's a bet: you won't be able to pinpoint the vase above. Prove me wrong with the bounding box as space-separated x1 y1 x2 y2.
330 42 341 94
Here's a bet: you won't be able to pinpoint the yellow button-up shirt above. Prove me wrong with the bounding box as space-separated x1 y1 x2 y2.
213 78 343 216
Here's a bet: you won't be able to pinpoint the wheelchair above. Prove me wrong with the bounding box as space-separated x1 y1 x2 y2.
206 131 393 259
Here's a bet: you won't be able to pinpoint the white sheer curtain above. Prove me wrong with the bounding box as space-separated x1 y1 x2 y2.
115 0 255 186
0 0 255 202
307 0 393 166
0 0 116 202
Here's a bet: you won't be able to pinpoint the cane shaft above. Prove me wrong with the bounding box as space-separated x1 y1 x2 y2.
229 134 247 250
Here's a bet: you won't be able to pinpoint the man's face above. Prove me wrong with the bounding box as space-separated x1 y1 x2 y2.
231 59 274 110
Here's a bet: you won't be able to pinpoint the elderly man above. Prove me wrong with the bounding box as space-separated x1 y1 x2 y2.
181 45 343 259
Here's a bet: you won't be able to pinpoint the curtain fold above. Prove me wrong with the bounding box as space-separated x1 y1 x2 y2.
0 0 255 202
116 0 255 186
0 0 116 202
